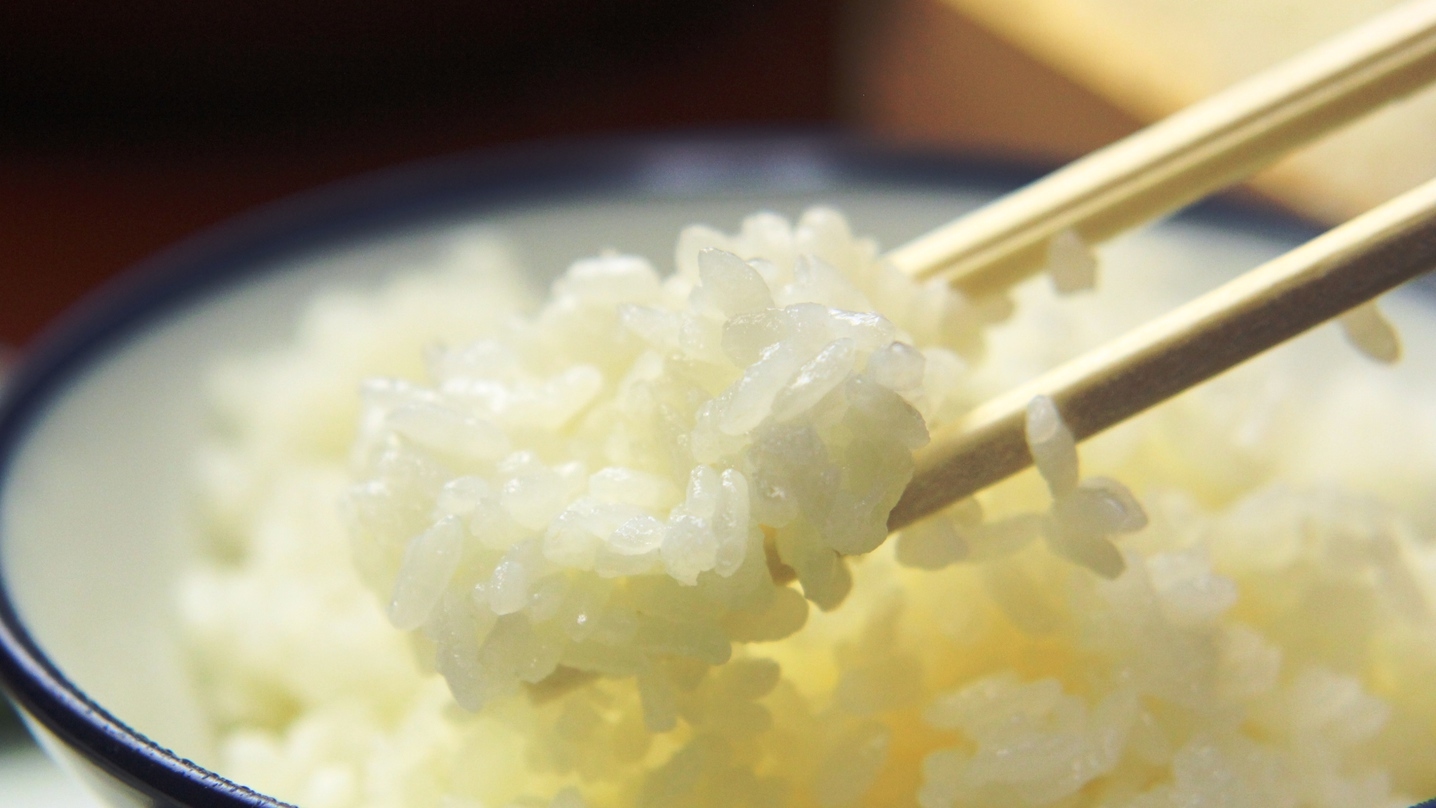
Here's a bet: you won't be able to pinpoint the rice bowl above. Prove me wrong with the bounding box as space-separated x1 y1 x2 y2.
2 138 1435 808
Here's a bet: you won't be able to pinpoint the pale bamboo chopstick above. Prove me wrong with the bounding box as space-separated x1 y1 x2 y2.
888 175 1436 531
883 0 1436 299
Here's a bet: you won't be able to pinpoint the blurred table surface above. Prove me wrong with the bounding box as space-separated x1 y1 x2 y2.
0 0 1138 802
0 746 94 808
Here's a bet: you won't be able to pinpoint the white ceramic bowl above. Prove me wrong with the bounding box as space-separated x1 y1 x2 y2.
1 135 1431 807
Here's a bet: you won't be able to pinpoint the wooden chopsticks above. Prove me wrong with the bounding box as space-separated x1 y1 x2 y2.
889 175 1436 530
885 0 1436 299
882 0 1436 530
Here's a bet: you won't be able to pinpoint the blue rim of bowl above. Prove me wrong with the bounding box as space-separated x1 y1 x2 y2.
0 131 1329 807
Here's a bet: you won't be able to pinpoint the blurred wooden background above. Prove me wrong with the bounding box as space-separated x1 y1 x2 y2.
0 0 1141 348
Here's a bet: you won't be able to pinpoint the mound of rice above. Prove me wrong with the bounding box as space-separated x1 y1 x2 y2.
178 209 1436 808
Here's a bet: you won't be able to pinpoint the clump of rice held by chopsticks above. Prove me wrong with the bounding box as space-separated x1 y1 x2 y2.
343 208 1010 713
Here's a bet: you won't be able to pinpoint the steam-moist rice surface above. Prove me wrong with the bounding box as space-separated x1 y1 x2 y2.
179 208 1436 808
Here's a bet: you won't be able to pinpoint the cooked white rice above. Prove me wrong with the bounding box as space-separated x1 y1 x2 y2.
1045 229 1098 294
1339 301 1402 364
178 208 1436 808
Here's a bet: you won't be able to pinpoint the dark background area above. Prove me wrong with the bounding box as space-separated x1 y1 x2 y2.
0 0 842 346
0 0 1140 350
1 1 790 146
